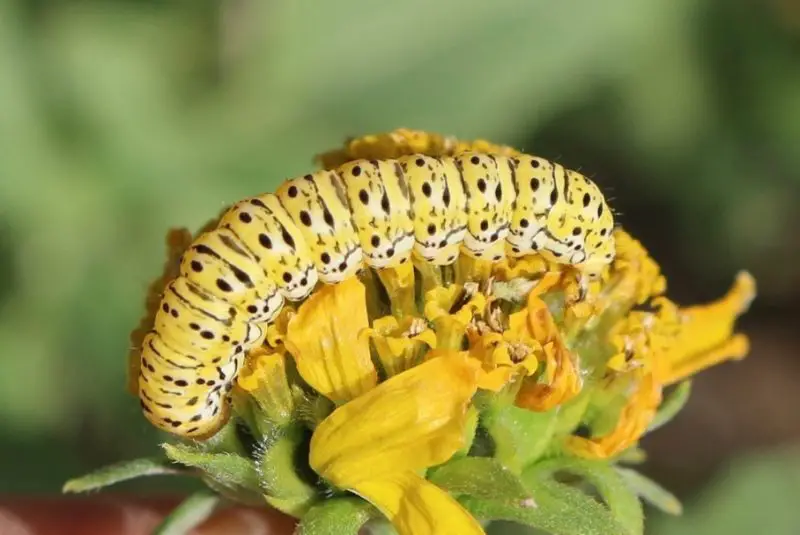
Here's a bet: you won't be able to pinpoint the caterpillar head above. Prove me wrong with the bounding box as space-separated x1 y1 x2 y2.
541 173 616 276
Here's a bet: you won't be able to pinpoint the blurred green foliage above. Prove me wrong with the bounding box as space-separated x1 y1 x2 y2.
0 1 797 526
649 447 800 535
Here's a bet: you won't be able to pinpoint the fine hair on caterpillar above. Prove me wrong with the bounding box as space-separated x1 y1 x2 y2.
137 151 616 438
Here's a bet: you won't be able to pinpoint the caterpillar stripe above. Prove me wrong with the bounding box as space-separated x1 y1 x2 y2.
138 151 615 438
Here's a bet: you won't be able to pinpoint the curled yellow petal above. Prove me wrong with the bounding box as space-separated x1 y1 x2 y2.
465 303 541 392
455 254 494 285
491 255 552 282
516 342 582 412
264 306 294 349
364 316 437 377
566 370 662 459
236 346 294 425
658 271 756 385
515 290 583 411
375 262 417 317
310 352 480 487
353 471 484 535
285 277 377 404
424 285 486 350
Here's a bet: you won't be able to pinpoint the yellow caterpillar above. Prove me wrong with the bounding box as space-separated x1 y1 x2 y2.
138 151 615 438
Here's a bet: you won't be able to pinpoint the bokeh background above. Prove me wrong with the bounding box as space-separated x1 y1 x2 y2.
1 0 799 532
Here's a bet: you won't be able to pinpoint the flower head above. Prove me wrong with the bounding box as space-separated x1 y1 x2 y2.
72 129 758 535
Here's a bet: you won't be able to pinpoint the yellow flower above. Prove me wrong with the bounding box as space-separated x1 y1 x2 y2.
464 287 547 392
286 277 484 535
565 266 755 459
424 284 487 350
362 315 438 377
117 128 760 535
514 278 584 411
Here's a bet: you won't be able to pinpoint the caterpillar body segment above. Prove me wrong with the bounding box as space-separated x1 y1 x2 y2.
399 155 467 266
457 152 516 261
179 229 284 325
138 149 616 438
275 172 364 284
336 159 414 270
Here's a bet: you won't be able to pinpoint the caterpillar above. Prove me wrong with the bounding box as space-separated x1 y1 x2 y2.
137 151 615 438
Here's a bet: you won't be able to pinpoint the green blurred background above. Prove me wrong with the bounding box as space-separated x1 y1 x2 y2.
1 0 799 532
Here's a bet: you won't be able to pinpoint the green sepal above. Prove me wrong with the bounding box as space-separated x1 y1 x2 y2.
613 445 647 465
162 443 262 505
231 392 264 440
479 397 559 473
256 423 318 516
295 497 376 535
152 491 220 535
579 374 637 437
616 466 682 515
551 388 592 437
453 405 479 459
526 457 643 535
429 457 532 504
201 419 249 457
461 478 629 535
647 381 692 433
62 457 184 493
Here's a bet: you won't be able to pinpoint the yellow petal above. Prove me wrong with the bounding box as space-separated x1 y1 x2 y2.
375 262 417 317
236 347 294 424
455 254 494 285
310 352 479 487
285 277 377 404
353 471 485 535
566 370 661 459
658 271 756 385
424 286 486 350
364 316 437 377
477 367 517 392
491 255 551 281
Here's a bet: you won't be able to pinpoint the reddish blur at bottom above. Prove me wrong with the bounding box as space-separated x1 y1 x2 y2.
0 496 297 535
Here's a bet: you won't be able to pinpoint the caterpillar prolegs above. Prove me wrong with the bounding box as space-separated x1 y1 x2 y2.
137 146 616 438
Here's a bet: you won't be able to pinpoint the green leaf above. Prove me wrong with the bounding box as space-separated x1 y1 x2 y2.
527 457 643 535
295 497 375 535
615 467 682 516
481 400 559 473
429 457 533 504
647 381 692 433
462 478 629 535
256 424 318 516
62 457 184 493
153 491 220 535
162 443 261 499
